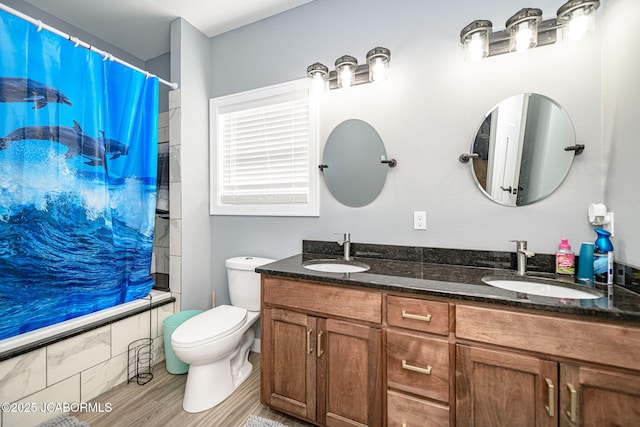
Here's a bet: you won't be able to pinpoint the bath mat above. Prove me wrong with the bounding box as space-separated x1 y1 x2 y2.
244 415 289 427
37 413 91 427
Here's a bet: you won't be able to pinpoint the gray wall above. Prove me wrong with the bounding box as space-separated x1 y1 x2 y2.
207 0 613 306
170 18 212 311
602 0 640 268
3 0 145 69
145 52 171 112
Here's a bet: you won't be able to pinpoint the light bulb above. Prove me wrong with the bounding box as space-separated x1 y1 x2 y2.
567 9 589 40
311 73 325 92
370 58 387 82
339 66 353 89
514 23 536 52
467 32 487 62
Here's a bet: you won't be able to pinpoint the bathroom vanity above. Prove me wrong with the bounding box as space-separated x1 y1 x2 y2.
258 242 640 427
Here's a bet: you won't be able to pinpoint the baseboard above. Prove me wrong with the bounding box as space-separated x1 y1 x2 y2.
251 338 260 353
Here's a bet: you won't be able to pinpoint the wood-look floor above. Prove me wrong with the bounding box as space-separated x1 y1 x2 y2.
74 352 314 427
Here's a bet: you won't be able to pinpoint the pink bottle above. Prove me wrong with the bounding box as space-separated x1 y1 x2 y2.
556 238 575 276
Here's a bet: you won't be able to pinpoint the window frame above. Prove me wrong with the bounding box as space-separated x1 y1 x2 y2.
209 79 319 217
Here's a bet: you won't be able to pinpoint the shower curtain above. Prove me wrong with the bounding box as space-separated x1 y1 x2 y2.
0 11 158 340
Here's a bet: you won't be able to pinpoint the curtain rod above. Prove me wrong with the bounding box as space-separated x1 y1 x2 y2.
0 2 178 90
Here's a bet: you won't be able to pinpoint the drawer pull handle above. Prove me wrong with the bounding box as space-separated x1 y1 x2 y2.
566 383 577 422
401 310 431 322
402 359 432 375
317 330 324 358
545 378 555 417
307 329 313 354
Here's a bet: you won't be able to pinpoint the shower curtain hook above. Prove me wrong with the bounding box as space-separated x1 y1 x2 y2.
70 36 80 48
36 20 43 32
145 71 151 79
102 52 113 62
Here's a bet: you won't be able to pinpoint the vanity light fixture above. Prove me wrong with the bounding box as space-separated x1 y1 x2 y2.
460 0 600 61
306 47 391 90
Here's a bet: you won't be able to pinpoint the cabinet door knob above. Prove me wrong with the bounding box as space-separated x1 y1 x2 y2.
317 330 324 358
307 329 314 354
401 310 431 322
566 383 577 422
545 378 555 417
402 359 432 375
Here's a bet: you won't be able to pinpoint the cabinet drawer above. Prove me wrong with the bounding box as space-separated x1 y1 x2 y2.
388 295 449 335
456 304 640 371
387 330 450 403
387 390 449 427
263 276 382 324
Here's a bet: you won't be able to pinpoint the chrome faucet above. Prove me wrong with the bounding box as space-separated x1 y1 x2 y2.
511 240 535 276
335 232 351 261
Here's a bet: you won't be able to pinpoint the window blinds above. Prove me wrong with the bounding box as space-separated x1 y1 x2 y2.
218 95 310 205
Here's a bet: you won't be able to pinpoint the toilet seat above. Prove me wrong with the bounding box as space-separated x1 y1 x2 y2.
172 305 248 348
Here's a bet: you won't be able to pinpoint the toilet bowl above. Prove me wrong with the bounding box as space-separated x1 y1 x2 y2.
171 256 274 413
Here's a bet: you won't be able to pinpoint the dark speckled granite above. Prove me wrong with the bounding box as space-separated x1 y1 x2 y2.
257 241 640 324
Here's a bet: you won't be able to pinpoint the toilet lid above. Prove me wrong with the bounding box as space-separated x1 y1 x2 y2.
171 305 247 348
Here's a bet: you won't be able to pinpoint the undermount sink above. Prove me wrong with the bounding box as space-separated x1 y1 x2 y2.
302 259 370 273
482 276 603 299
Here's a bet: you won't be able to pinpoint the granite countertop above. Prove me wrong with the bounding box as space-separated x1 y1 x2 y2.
256 242 640 324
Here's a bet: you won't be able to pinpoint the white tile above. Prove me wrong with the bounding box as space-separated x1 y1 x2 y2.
158 127 169 143
80 352 127 402
0 348 46 403
169 256 182 294
169 182 181 219
169 219 181 257
152 336 165 364
158 111 169 128
168 89 181 110
169 145 181 183
3 375 79 427
171 293 182 312
110 312 153 357
156 304 176 338
47 326 110 385
169 108 181 146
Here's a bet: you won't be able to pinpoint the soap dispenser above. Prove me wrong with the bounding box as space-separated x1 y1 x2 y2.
555 238 575 276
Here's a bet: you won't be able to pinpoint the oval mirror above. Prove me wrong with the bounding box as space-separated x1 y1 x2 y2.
322 119 389 207
469 93 577 206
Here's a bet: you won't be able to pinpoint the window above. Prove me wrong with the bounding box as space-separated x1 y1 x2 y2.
210 79 318 216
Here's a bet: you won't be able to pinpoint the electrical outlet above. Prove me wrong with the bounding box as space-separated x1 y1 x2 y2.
414 211 427 230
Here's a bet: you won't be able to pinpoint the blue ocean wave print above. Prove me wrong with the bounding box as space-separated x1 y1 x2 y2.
0 8 159 342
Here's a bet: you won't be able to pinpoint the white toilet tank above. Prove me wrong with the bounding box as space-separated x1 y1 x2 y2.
225 256 275 312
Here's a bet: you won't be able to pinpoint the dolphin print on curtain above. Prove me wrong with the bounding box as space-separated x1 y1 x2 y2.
0 10 158 340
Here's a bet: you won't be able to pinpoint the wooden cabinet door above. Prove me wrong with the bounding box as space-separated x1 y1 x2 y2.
560 364 640 427
456 344 558 427
317 318 382 427
261 308 317 421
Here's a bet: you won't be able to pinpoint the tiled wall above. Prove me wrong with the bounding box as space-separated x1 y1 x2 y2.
0 303 176 427
168 90 183 311
152 111 170 275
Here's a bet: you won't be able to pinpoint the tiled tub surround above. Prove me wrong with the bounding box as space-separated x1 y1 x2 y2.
0 291 175 427
255 240 640 323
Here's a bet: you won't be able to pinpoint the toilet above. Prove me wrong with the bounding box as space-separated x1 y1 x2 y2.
171 256 274 413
